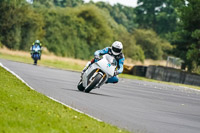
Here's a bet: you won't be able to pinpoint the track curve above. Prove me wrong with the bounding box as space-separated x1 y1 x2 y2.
1 59 200 133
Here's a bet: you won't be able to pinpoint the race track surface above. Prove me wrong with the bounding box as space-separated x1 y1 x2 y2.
1 59 200 133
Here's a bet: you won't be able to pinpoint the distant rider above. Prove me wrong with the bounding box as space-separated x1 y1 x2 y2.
82 41 125 84
30 40 42 59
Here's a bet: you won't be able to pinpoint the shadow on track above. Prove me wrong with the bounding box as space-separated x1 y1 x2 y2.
61 88 119 98
89 92 119 98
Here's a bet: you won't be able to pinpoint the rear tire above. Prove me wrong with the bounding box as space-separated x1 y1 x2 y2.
77 80 85 91
85 73 102 93
34 59 37 65
33 54 39 65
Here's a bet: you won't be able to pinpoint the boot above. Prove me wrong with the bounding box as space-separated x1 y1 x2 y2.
81 61 91 78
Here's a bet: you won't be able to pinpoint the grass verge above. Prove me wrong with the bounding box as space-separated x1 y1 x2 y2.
120 74 200 90
0 52 84 72
0 66 129 133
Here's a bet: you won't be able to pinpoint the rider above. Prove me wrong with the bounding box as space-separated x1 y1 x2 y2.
31 40 42 59
82 41 125 84
32 40 42 48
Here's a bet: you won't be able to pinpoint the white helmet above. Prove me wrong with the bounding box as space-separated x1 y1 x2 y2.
111 41 123 55
35 40 40 44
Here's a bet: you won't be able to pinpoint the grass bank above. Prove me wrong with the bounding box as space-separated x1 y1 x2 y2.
0 49 85 71
120 74 200 90
0 66 129 133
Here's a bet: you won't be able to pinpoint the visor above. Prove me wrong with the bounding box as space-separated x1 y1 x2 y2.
112 46 122 53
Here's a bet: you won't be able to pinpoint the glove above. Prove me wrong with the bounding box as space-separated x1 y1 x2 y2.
114 71 119 76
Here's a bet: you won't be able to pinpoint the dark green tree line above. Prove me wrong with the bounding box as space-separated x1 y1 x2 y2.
135 0 185 37
53 0 83 7
42 5 114 59
172 0 200 72
0 0 174 62
0 0 44 50
95 2 138 32
133 29 172 60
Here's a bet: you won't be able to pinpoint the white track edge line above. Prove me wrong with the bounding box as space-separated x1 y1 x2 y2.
0 62 102 122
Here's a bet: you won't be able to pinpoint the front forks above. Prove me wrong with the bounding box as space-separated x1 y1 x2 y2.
89 69 100 82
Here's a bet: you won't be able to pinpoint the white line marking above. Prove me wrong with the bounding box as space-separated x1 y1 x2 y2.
0 62 102 122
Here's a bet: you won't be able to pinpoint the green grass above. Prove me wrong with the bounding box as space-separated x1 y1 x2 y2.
0 66 129 133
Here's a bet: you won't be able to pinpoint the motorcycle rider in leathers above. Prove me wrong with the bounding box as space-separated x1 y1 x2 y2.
82 41 125 84
30 40 42 60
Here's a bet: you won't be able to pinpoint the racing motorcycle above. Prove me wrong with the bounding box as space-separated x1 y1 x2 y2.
77 54 117 93
31 46 41 65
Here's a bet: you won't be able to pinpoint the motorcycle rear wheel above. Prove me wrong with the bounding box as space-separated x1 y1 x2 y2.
85 73 102 93
34 59 37 65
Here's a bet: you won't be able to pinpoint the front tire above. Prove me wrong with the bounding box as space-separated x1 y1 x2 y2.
33 53 39 65
85 73 102 93
77 80 85 91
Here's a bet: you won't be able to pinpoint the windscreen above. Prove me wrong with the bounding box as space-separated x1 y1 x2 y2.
105 54 117 66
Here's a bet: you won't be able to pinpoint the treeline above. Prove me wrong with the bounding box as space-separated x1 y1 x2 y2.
136 0 200 73
0 0 199 72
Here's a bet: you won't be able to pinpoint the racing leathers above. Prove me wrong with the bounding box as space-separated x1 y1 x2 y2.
32 42 42 48
30 44 42 60
94 47 125 83
31 41 43 59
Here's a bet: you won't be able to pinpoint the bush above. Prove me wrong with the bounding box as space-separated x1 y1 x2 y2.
42 5 114 59
133 29 172 60
0 0 44 50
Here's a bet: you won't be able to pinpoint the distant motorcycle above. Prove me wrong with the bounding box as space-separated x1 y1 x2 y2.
31 46 41 65
77 54 117 93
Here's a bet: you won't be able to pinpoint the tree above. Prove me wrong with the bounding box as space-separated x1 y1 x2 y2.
33 0 54 8
95 2 138 32
0 0 44 50
42 5 114 59
173 0 200 72
53 0 83 7
135 0 184 37
1 0 172 62
115 27 145 62
133 29 172 60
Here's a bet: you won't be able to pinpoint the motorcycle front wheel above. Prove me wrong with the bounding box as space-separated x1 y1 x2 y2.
85 73 102 93
77 80 85 91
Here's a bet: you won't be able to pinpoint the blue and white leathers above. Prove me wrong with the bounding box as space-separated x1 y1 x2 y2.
32 44 41 51
94 47 125 83
31 44 41 59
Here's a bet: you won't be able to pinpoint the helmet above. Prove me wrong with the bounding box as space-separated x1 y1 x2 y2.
111 41 123 55
35 40 40 44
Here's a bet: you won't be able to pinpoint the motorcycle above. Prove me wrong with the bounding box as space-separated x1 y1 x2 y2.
77 54 117 93
31 46 41 65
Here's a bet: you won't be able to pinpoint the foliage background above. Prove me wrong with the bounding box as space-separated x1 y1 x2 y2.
0 0 199 73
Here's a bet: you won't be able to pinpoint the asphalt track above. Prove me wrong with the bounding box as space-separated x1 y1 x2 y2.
1 59 200 133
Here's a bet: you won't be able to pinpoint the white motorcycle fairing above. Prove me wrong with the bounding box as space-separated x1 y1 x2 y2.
33 47 40 53
81 54 117 92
